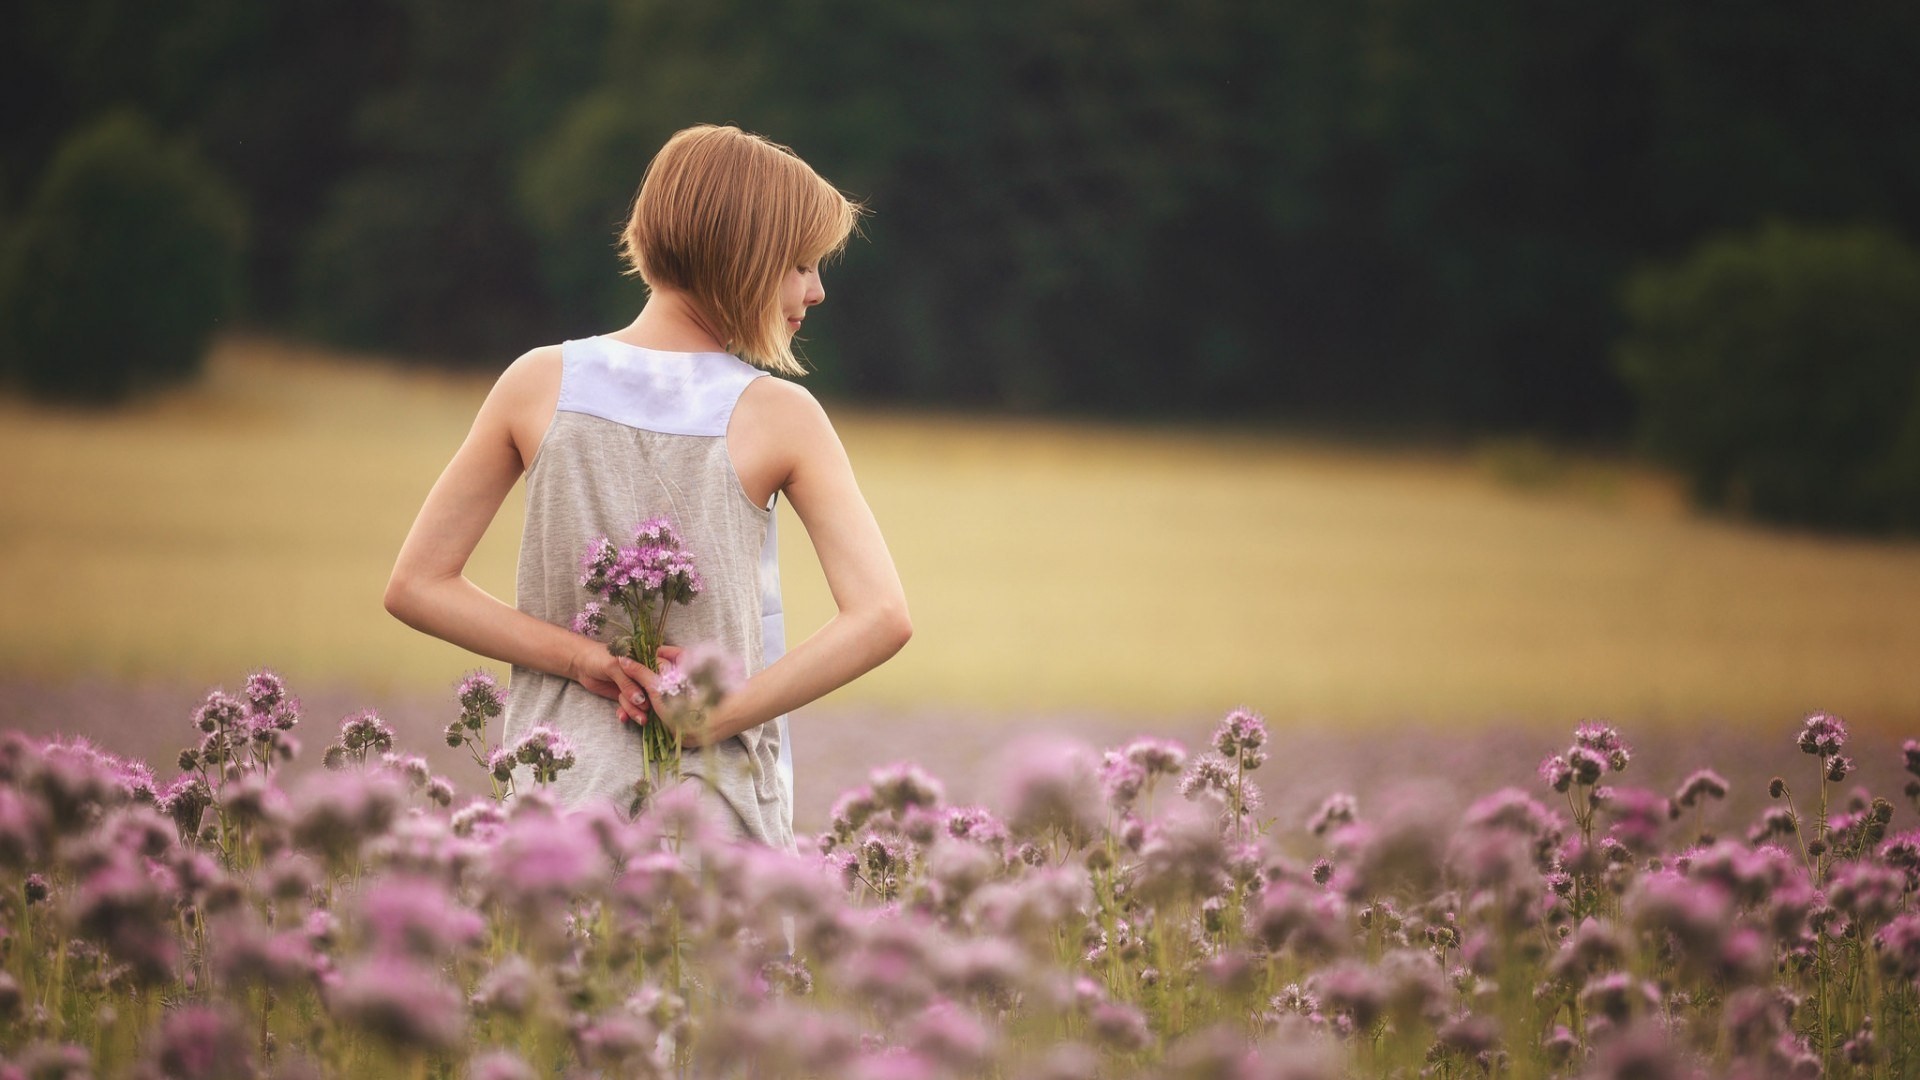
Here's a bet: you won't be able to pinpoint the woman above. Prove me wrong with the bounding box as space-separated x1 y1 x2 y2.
384 125 911 851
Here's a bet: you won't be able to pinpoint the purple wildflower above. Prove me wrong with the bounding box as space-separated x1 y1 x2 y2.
379 752 432 789
72 853 178 985
509 725 576 785
1628 872 1732 968
1098 751 1147 808
1211 708 1269 770
1674 768 1729 808
468 1051 539 1080
998 736 1104 843
1087 1001 1151 1052
148 1004 255 1080
1122 736 1187 776
359 875 486 957
1538 754 1574 793
1581 972 1660 1022
326 708 394 768
210 915 316 991
579 536 619 591
1797 713 1847 756
1573 722 1632 771
1307 792 1358 837
1875 912 1920 984
869 762 946 812
906 1000 996 1070
1826 754 1854 782
326 956 466 1051
1567 745 1608 786
652 643 743 735
633 514 681 548
455 670 506 723
1314 961 1387 1029
1603 786 1671 854
570 602 606 636
471 956 542 1019
1904 738 1920 777
1255 882 1348 960
1881 829 1920 888
1720 987 1790 1056
1828 861 1906 926
1134 803 1230 902
1179 752 1235 800
288 768 404 868
194 691 246 734
242 669 287 712
943 806 1007 847
830 786 879 840
486 810 607 907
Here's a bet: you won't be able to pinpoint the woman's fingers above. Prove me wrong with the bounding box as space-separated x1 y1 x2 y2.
598 655 647 725
616 656 663 722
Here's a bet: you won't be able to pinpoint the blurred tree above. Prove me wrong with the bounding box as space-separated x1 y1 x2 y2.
0 111 245 402
13 0 1920 445
298 0 606 360
2 0 404 320
1617 222 1920 532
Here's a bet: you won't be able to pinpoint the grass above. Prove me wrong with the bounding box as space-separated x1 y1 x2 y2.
4 336 1920 732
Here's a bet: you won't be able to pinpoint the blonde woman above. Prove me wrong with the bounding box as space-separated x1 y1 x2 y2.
384 125 911 851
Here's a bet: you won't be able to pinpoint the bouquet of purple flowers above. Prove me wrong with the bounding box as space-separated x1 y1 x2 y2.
573 516 705 790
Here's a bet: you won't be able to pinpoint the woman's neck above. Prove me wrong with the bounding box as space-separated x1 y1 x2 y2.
608 289 729 354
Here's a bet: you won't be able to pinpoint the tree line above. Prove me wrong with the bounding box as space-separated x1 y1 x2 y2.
6 0 1919 448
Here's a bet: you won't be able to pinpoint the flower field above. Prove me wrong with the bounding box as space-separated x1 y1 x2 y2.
4 672 1919 1078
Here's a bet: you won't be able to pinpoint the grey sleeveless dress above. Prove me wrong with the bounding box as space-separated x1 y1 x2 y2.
499 336 794 850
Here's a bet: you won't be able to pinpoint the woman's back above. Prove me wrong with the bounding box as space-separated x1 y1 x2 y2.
501 335 793 849
385 125 907 855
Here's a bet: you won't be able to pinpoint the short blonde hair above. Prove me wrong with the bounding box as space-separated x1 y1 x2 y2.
620 125 863 376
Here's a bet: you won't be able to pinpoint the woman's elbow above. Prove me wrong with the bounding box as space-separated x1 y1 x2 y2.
874 602 913 657
383 573 420 626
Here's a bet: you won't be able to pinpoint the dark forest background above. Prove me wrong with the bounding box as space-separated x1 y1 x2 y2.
5 0 1919 445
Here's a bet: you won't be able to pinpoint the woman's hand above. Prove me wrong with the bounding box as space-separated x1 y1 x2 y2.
612 645 683 727
567 639 652 725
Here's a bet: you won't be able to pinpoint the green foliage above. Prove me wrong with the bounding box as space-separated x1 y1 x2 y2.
296 0 600 359
11 0 1920 437
0 112 243 403
1617 222 1920 532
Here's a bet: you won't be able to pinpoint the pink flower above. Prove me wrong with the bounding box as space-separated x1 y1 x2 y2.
1123 736 1187 776
1211 708 1270 770
1307 792 1359 837
1087 1001 1150 1051
1797 713 1847 756
1674 768 1729 807
326 957 466 1050
997 736 1103 844
149 1004 255 1080
358 875 486 957
869 762 946 813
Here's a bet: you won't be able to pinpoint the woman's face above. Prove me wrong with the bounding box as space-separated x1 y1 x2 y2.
781 262 826 335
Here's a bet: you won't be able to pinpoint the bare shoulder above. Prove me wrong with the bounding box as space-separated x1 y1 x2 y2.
737 374 835 442
494 344 564 399
731 376 847 505
485 344 565 470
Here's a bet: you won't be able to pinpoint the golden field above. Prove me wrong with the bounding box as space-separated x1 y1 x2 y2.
4 336 1919 733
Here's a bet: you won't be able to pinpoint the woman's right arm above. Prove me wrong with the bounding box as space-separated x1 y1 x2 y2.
383 348 643 711
622 377 911 743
